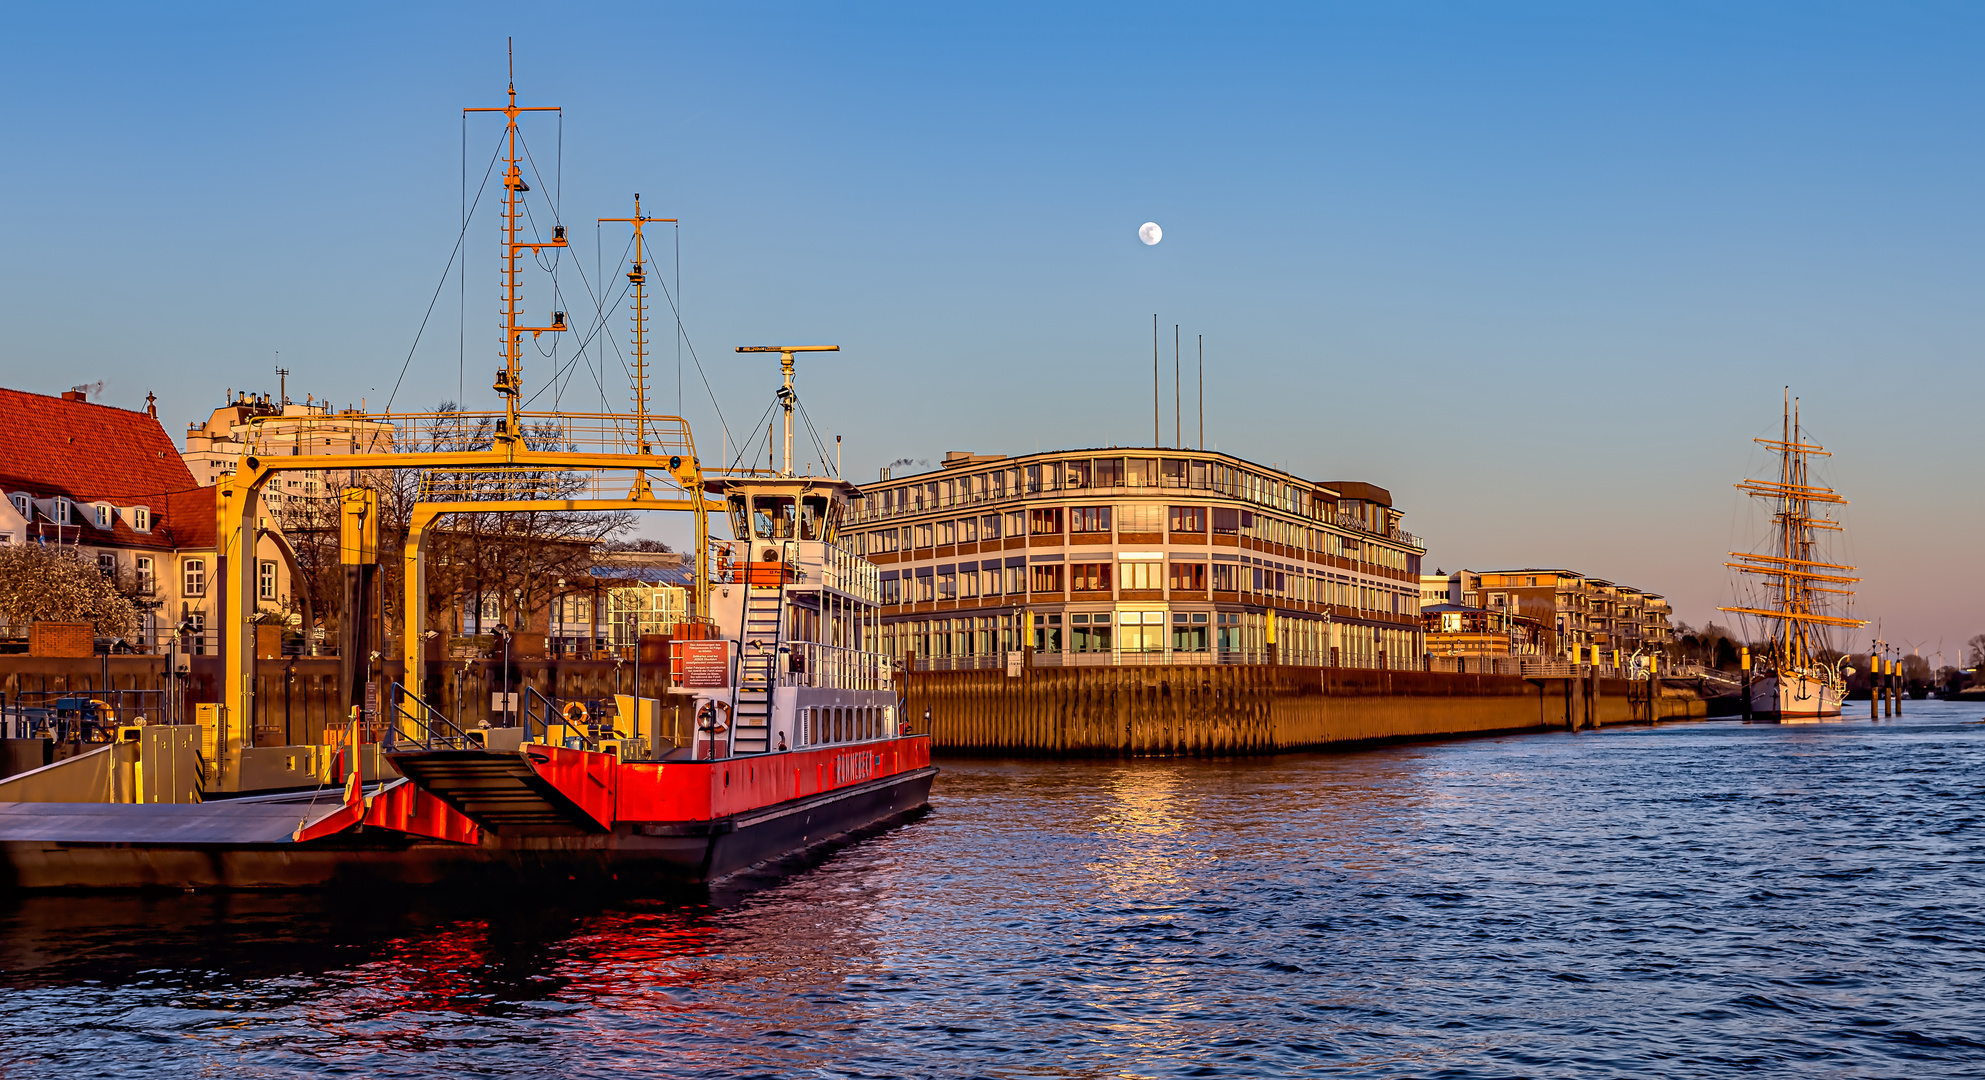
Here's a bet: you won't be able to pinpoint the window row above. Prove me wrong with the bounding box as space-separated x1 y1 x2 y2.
861 457 1325 520
882 561 1416 611
7 494 152 532
854 506 1414 569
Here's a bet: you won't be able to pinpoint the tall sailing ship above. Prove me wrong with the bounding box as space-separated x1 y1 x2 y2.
1719 394 1866 721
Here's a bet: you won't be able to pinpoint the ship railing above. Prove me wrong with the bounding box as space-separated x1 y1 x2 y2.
772 540 882 603
779 642 894 691
387 682 482 751
519 685 599 751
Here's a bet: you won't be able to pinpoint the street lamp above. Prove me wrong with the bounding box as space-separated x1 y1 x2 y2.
555 576 567 657
493 621 512 726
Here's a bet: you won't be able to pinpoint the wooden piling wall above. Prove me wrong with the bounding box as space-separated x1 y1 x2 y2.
904 665 1707 757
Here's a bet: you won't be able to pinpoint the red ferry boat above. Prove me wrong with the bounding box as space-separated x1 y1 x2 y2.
0 71 932 891
0 468 933 891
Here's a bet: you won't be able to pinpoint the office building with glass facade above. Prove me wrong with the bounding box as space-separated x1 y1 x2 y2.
844 448 1426 668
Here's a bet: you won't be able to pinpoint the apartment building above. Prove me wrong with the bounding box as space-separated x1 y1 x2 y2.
845 448 1426 668
1468 568 1675 664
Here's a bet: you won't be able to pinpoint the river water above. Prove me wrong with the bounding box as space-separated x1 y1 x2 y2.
2 703 1982 1078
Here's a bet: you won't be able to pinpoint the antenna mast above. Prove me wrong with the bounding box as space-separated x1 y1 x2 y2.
735 345 840 477
600 194 678 497
466 45 568 449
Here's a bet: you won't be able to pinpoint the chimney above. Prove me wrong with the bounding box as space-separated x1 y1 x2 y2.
61 390 85 403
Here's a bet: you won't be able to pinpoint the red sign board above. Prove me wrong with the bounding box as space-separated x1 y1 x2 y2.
676 641 730 689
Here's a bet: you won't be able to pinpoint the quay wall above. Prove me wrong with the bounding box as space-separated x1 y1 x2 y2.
904 665 1707 757
0 657 678 748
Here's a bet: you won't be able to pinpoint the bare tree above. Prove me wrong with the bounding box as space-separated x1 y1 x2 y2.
395 406 633 641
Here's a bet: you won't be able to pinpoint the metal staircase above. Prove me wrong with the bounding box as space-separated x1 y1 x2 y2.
387 750 604 835
731 560 787 755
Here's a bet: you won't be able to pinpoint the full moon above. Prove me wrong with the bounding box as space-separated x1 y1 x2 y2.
1139 221 1162 245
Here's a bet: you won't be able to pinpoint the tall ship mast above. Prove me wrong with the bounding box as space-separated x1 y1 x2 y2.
1719 393 1866 721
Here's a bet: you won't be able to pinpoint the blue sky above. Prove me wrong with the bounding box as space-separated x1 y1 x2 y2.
2 2 1979 659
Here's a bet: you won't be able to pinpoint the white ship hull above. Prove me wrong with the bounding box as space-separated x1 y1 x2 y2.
1750 672 1842 722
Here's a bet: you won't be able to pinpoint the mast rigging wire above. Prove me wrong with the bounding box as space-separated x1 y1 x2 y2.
386 132 505 412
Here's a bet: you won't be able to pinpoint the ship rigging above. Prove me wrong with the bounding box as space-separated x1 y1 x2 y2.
1719 392 1866 721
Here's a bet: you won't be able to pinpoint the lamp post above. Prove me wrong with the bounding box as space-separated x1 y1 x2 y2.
493 621 511 726
555 577 567 658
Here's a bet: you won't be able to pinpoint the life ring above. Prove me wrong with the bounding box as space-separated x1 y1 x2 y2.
563 701 589 725
697 699 731 733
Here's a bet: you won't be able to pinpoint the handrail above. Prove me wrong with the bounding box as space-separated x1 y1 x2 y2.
388 681 479 750
781 641 895 690
521 684 598 750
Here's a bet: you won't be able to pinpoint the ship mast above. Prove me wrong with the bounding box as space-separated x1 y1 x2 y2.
466 42 568 450
734 345 839 477
600 195 678 497
1720 392 1864 669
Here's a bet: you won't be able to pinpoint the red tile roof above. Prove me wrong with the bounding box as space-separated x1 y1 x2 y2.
0 388 206 551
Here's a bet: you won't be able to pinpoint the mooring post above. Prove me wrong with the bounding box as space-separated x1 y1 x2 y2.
1873 655 1889 722
1739 647 1752 722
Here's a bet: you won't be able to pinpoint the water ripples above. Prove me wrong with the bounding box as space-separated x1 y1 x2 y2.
3 703 1982 1077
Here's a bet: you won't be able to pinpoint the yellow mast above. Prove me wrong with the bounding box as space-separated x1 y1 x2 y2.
1719 393 1865 671
599 195 678 498
465 41 568 451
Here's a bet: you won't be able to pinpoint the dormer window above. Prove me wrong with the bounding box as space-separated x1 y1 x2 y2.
8 494 24 517
55 499 73 525
132 507 150 532
95 505 112 528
